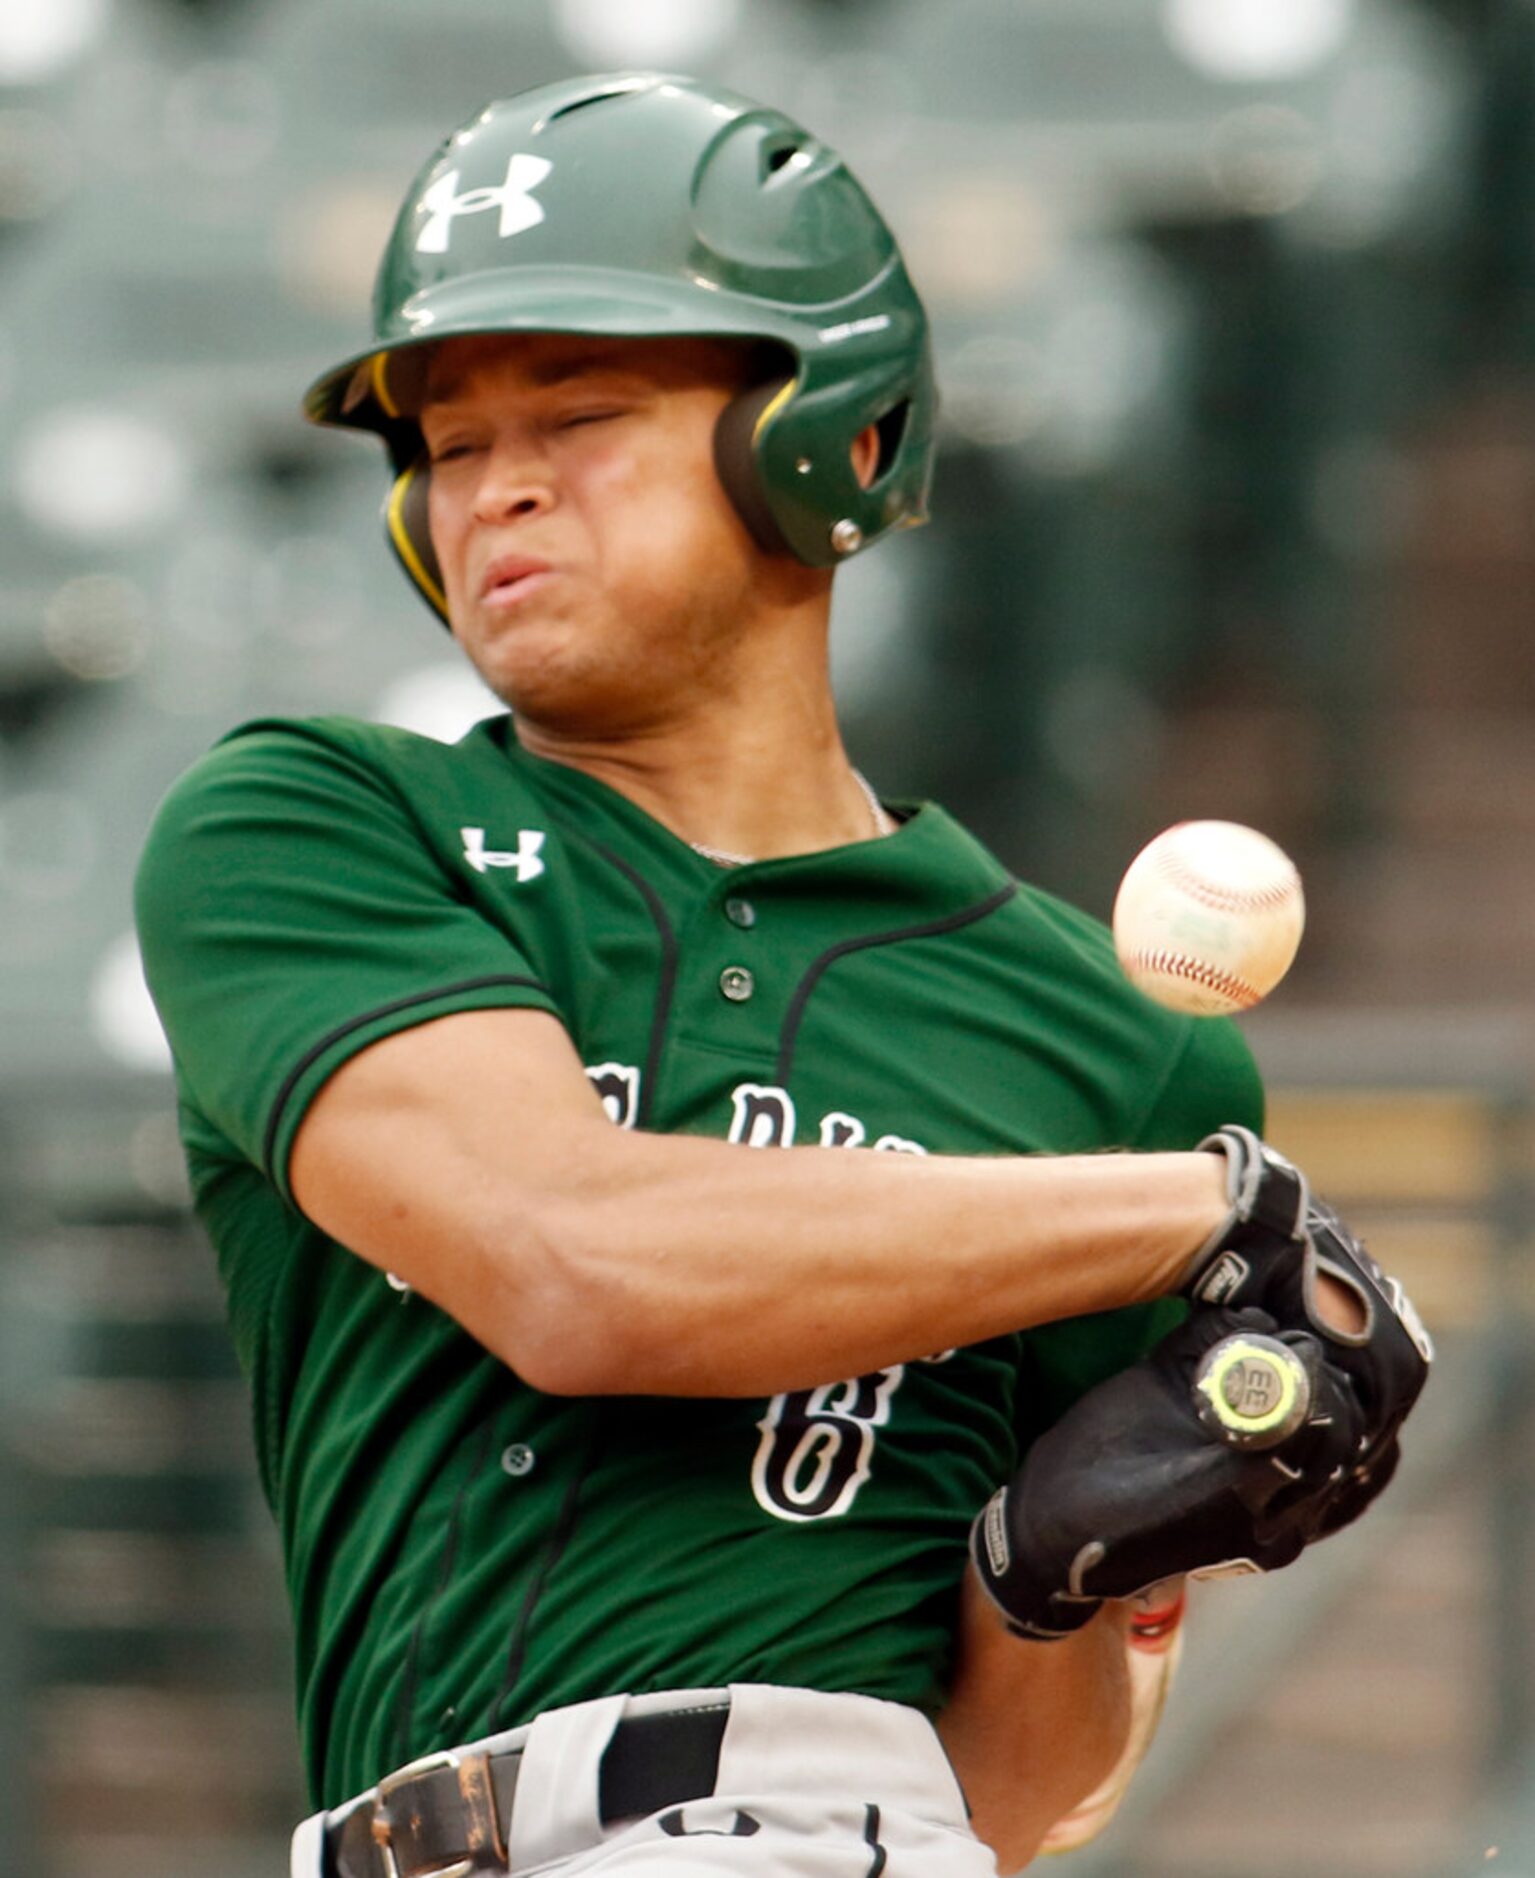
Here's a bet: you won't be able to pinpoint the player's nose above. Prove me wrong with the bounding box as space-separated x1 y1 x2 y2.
470 439 556 525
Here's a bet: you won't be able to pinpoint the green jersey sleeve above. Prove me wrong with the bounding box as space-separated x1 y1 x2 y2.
134 717 561 1204
1125 1008 1266 1157
1016 1013 1266 1439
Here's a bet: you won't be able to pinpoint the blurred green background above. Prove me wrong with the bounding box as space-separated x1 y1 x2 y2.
0 1 1532 1873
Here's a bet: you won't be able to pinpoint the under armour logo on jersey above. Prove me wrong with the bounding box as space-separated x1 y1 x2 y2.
461 826 546 881
416 154 553 254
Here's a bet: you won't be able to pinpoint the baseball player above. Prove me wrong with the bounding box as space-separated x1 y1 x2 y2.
133 73 1430 1876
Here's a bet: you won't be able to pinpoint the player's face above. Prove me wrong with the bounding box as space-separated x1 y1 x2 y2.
419 333 793 736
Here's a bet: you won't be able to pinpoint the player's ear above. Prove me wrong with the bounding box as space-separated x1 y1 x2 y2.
851 423 879 491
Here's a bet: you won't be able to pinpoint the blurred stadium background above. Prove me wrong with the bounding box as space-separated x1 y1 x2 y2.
0 0 1531 1873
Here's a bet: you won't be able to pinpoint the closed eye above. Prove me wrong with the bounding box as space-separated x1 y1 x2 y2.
556 408 626 430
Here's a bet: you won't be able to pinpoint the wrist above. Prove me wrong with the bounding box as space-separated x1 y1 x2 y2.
1184 1149 1234 1277
1121 1152 1233 1302
1181 1126 1310 1302
969 1491 1101 1642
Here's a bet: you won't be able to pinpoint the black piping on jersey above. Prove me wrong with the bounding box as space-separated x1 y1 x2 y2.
545 820 679 1128
774 882 1018 1085
262 975 550 1181
391 1415 500 1770
490 1402 605 1728
862 1803 888 1878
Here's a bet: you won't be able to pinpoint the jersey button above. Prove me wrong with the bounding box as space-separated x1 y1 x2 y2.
724 896 757 930
500 1443 535 1478
719 966 755 1003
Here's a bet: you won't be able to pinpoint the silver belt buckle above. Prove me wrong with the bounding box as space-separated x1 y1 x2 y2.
371 1747 506 1878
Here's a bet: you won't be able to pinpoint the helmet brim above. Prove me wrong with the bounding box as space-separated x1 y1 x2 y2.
303 265 809 432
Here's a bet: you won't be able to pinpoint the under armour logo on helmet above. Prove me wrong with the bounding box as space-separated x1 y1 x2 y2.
416 154 554 255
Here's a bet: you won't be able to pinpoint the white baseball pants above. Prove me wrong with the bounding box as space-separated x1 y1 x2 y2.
292 1683 1002 1877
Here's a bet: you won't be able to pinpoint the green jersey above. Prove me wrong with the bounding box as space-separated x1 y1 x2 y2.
134 713 1262 1807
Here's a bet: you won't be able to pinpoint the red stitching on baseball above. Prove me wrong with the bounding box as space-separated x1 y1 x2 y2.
1152 838 1296 914
1132 950 1260 1008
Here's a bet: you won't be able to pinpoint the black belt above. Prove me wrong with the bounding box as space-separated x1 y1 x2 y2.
330 1703 731 1878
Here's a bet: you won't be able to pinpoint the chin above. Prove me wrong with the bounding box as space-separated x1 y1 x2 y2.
453 586 732 737
456 611 577 703
510 684 666 742
471 641 642 737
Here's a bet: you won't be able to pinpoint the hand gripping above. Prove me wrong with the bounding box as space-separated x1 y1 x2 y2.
971 1307 1366 1641
1185 1127 1433 1539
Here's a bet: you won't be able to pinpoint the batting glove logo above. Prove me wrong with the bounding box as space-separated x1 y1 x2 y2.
416 154 554 254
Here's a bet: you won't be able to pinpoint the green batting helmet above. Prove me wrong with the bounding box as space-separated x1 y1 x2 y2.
303 71 936 621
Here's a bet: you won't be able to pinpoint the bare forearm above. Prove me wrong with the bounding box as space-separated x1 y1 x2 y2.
554 1134 1221 1390
292 1010 1228 1396
938 1572 1132 1873
445 1127 1224 1393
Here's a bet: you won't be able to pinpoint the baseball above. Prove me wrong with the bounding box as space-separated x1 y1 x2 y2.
1112 821 1304 1016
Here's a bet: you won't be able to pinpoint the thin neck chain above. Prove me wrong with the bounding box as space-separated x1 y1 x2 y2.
690 770 890 869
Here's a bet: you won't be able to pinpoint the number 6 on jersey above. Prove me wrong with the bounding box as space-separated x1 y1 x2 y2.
751 1368 906 1522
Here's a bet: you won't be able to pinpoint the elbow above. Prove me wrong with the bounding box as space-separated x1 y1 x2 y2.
490 1200 657 1397
511 1319 636 1397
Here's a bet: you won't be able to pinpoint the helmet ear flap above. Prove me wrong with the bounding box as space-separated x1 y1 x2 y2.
713 377 795 557
385 456 451 624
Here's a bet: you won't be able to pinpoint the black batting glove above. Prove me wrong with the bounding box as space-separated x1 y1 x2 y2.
971 1306 1365 1641
1187 1127 1434 1474
1182 1125 1312 1313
